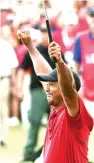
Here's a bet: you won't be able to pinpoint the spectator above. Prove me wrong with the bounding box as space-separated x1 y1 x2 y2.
73 7 94 160
8 39 29 127
0 36 18 146
73 6 94 118
53 12 78 66
1 24 20 126
73 0 89 32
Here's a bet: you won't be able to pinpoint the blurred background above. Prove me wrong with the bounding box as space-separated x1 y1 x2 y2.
0 0 94 163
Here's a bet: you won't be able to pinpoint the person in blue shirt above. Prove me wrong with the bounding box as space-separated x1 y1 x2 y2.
73 6 94 162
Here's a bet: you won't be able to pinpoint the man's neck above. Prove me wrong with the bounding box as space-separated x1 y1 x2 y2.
53 102 65 111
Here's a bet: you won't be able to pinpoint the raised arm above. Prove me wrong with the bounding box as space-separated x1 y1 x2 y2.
49 42 79 118
17 30 52 75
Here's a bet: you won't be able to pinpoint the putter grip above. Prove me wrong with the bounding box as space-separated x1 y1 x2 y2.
46 20 57 63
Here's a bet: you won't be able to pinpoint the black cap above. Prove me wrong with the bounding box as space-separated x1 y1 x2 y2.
87 6 94 16
38 68 81 92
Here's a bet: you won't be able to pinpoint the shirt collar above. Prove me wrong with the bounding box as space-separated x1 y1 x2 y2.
51 105 65 116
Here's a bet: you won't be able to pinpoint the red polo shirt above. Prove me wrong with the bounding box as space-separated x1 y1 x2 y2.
43 98 93 163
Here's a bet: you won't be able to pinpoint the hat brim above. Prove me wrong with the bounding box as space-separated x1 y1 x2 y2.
38 68 81 92
38 74 57 82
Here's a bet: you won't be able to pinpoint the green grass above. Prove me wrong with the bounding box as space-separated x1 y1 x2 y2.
0 124 94 163
0 124 46 163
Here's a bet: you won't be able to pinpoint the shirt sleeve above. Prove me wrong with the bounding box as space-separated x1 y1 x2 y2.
65 97 93 132
20 52 33 70
73 36 81 63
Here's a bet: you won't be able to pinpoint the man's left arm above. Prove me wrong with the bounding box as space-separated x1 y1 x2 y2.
49 42 79 118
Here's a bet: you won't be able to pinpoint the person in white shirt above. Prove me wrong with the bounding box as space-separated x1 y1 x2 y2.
0 38 18 146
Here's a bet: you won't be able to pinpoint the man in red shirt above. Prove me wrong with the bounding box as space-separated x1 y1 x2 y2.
37 42 93 163
17 30 93 163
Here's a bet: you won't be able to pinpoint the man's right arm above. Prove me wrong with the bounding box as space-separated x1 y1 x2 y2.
17 30 52 75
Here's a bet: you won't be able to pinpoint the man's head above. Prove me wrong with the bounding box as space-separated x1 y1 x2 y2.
38 68 81 107
87 6 94 33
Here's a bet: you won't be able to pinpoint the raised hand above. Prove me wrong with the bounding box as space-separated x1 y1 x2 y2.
17 30 32 47
48 42 62 62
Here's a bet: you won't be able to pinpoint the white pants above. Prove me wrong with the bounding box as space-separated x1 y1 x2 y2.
20 74 31 129
0 77 10 142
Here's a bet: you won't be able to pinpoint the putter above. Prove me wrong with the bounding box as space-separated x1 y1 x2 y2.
43 0 57 63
